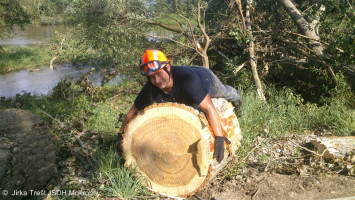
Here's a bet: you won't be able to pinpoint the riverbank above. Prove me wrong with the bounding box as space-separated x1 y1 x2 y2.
0 46 53 73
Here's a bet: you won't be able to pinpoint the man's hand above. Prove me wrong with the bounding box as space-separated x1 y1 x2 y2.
213 136 231 163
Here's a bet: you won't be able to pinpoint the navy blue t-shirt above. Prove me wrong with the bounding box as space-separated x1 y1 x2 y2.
134 66 209 110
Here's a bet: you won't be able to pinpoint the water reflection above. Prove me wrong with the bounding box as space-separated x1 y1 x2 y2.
0 25 68 46
0 64 122 98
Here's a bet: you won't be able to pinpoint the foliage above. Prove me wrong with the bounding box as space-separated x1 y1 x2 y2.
308 0 354 64
1 0 355 196
48 30 99 65
62 0 149 70
0 0 39 39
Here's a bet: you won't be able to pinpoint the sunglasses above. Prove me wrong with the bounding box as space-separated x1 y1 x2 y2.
140 61 169 76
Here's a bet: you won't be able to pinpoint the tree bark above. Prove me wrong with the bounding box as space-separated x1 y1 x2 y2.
245 0 266 101
276 0 337 86
196 0 211 68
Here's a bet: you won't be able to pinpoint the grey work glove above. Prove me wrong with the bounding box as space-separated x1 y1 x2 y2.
213 136 231 163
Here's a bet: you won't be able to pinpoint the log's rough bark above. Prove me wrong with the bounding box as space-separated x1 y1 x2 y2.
276 0 337 86
0 109 56 198
122 98 242 198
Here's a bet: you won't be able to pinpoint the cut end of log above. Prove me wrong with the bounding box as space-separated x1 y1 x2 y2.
122 99 242 198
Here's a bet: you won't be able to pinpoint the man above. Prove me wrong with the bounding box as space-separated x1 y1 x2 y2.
118 49 242 163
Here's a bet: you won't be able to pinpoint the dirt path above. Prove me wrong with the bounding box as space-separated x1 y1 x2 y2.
190 168 355 200
188 134 355 200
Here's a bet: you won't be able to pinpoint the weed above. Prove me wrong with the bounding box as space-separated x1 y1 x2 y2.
95 148 155 199
88 104 120 135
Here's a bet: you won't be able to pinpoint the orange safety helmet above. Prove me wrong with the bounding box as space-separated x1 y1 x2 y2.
139 49 170 76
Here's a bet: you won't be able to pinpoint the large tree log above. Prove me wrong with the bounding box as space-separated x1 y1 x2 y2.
122 98 242 198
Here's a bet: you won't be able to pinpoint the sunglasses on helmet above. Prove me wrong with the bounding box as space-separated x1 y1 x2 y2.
140 60 169 76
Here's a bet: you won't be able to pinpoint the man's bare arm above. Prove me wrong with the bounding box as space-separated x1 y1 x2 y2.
199 94 230 163
199 94 223 137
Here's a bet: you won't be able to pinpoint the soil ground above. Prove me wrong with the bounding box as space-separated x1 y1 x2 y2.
190 168 355 200
187 134 355 200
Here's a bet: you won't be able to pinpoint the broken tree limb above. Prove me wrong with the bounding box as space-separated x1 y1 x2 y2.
276 0 337 86
122 98 242 198
50 36 65 70
234 62 247 75
245 0 266 102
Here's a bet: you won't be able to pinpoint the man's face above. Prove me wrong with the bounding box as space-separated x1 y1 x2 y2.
148 66 172 92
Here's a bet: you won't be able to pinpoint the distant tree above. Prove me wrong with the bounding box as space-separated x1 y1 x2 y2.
0 0 39 40
66 0 149 68
138 0 231 68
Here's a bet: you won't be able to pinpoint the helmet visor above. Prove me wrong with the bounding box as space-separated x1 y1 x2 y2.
140 61 168 76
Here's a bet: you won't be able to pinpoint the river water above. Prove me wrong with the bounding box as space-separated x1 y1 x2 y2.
0 25 68 46
0 25 122 98
0 64 122 98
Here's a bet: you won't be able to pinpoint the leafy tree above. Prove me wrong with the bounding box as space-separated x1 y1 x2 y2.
64 0 150 70
0 0 39 40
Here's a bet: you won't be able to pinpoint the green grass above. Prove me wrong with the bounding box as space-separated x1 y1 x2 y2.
0 46 53 73
96 148 155 199
237 84 355 159
88 103 121 135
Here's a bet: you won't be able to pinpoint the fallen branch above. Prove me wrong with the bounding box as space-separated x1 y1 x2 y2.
284 30 353 56
30 102 66 128
290 140 328 158
193 194 204 200
50 36 66 70
234 62 247 74
75 135 85 149
251 188 260 200
216 50 231 61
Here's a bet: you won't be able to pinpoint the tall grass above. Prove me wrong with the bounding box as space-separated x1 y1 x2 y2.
0 46 53 73
88 104 121 135
96 148 155 199
237 83 355 158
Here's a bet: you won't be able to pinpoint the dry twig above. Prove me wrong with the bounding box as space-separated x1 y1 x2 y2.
290 140 328 158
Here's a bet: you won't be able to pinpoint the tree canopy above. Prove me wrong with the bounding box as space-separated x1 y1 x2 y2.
0 0 38 39
40 0 355 103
